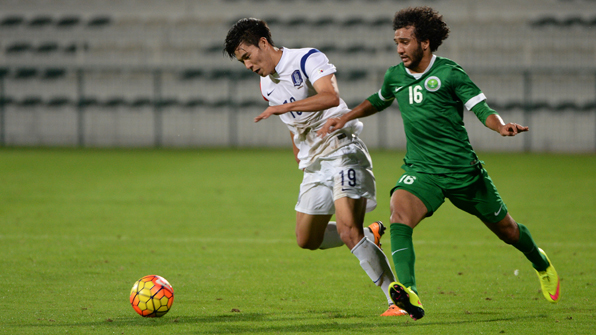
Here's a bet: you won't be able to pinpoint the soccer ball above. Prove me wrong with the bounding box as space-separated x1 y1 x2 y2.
130 275 174 317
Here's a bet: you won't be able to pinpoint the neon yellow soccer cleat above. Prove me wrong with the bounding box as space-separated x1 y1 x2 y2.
367 221 386 249
389 282 425 320
535 248 560 303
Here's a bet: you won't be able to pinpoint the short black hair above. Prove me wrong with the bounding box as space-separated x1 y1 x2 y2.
393 6 450 52
224 18 275 58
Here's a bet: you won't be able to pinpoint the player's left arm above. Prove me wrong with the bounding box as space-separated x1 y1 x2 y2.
452 66 529 137
254 74 340 122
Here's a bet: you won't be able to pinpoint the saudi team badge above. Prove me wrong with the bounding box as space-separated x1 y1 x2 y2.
424 76 441 92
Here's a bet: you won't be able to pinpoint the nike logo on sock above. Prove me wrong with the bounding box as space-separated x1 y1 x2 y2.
392 248 408 255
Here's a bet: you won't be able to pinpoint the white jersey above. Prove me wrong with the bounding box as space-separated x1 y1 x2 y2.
260 47 364 169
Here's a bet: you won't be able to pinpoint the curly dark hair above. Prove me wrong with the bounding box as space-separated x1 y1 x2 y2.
224 18 275 58
393 6 450 52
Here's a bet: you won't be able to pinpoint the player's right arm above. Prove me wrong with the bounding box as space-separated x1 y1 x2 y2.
317 68 396 137
317 100 378 137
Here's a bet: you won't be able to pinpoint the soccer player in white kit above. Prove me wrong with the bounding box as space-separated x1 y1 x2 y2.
224 18 405 316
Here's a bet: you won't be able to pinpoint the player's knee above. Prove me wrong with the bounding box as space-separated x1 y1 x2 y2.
296 236 320 250
390 210 414 226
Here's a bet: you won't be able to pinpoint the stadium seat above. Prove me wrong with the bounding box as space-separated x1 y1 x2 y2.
554 101 579 111
317 44 339 53
561 17 584 27
205 44 223 54
157 98 179 107
56 16 81 28
580 101 596 111
233 70 255 80
63 43 83 54
530 101 552 111
130 97 153 108
239 99 262 108
342 17 365 27
345 45 370 54
211 99 230 108
78 97 99 107
180 69 204 80
36 42 60 53
503 101 524 110
19 96 43 107
14 68 38 79
103 97 127 107
0 67 9 77
47 96 72 107
341 69 368 81
370 16 392 27
6 42 32 54
286 17 307 27
530 17 558 28
208 69 232 80
28 16 53 28
183 98 206 108
312 17 335 27
87 16 112 28
0 15 24 28
42 68 67 79
0 96 14 105
262 17 282 26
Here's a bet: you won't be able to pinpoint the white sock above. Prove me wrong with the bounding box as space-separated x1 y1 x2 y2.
351 237 396 305
319 221 344 249
319 221 376 249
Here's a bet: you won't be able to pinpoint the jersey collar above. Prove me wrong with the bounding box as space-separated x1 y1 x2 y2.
405 54 437 80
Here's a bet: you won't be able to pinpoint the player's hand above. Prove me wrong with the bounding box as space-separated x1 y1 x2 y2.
499 122 529 136
317 117 345 137
254 106 286 123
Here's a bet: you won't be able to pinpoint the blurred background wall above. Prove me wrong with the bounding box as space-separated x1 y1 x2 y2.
0 0 595 152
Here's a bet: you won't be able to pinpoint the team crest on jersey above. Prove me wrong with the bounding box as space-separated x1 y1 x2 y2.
291 70 303 87
424 76 441 92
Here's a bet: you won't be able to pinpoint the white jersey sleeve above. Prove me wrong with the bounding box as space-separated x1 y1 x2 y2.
302 50 337 85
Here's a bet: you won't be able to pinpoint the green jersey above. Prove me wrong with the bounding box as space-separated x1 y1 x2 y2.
367 56 496 174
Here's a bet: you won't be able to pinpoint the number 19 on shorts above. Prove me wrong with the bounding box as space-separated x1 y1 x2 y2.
340 169 357 190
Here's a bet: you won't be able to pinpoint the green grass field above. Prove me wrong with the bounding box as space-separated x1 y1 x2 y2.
1 148 595 334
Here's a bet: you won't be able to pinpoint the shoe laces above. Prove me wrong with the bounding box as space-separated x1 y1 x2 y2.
539 272 551 282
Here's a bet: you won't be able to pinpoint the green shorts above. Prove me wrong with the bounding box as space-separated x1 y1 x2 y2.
390 166 508 224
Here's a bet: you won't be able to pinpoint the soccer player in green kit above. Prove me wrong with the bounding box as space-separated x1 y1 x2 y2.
318 6 560 320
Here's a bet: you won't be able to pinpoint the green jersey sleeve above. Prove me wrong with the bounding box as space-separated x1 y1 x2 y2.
471 101 498 125
448 66 494 125
366 68 395 111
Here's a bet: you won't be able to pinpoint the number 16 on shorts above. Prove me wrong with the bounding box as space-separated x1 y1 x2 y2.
398 174 417 185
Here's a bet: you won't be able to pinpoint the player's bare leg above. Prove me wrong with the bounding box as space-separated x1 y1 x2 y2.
295 213 333 250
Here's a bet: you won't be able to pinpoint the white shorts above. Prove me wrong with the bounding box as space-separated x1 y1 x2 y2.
295 139 377 215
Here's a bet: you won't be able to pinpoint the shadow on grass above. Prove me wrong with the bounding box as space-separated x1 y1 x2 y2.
14 312 549 333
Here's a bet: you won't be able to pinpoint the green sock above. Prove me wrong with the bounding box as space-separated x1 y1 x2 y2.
390 223 417 294
513 223 549 272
